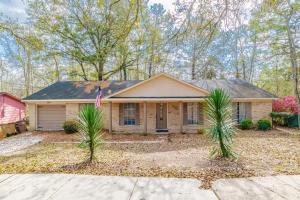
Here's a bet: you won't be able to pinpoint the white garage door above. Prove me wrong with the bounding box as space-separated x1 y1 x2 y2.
37 105 66 130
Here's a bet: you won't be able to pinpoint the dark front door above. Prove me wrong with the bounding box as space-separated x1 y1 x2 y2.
156 103 167 129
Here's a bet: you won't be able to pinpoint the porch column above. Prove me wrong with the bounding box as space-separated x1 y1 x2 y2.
109 101 112 133
179 102 183 133
144 102 147 133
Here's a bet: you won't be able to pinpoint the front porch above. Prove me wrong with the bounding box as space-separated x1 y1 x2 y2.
106 101 206 134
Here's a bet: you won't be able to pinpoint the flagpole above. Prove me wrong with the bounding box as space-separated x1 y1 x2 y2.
95 81 102 108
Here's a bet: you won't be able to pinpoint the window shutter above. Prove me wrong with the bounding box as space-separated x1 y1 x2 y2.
183 103 188 125
245 103 252 119
232 103 238 122
135 103 140 125
198 103 204 125
119 104 124 126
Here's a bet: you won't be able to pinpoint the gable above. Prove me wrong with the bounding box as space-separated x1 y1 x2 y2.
112 74 209 98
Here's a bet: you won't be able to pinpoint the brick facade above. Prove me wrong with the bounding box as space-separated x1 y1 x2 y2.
66 103 79 120
251 102 272 122
28 101 273 133
108 102 207 134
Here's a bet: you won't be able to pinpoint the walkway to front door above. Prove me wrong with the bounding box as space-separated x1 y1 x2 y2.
156 103 167 131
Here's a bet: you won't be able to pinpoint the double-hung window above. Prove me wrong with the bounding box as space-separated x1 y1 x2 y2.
183 102 204 125
123 103 137 125
187 103 200 125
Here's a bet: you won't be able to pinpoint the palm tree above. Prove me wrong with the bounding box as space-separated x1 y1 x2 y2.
77 104 103 163
205 89 236 158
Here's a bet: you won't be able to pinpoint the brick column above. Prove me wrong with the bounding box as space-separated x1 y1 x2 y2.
180 102 183 133
144 102 147 134
109 102 112 133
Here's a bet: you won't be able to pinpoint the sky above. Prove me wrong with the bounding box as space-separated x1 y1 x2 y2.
0 0 176 20
149 0 175 11
0 0 27 19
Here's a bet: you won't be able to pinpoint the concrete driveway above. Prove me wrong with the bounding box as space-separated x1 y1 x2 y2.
0 132 43 155
0 174 299 200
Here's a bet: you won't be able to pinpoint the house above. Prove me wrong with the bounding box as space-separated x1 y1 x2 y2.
0 92 26 125
0 92 26 138
23 73 275 133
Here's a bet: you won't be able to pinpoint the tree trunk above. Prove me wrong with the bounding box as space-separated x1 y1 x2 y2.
148 39 155 78
275 62 279 96
97 59 104 81
234 35 240 78
286 19 300 128
24 49 32 96
148 55 153 78
249 34 257 83
135 51 140 80
191 59 196 80
122 65 127 80
53 55 60 81
191 46 197 80
78 61 88 81
242 58 246 80
89 142 94 163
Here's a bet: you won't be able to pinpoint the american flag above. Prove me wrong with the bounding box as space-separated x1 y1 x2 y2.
95 86 102 108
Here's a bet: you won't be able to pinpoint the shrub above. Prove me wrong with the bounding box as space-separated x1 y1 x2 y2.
205 88 236 158
197 129 205 134
257 119 272 131
63 120 78 134
273 96 298 114
77 105 103 163
239 119 253 130
270 112 291 126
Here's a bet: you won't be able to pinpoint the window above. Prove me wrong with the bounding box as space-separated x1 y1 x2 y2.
233 102 251 123
187 103 199 124
123 103 137 125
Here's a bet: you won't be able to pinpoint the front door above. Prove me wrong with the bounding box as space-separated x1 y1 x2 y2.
156 103 167 129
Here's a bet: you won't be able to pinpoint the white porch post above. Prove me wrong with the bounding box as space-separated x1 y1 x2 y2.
144 102 147 134
109 101 112 133
180 102 183 133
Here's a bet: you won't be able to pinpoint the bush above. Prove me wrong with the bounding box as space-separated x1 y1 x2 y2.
205 88 236 158
63 120 78 134
77 105 103 162
273 96 298 113
239 119 253 130
257 119 272 131
270 112 291 126
197 129 205 134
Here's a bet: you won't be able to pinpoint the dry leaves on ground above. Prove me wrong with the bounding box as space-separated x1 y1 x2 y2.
1 129 300 188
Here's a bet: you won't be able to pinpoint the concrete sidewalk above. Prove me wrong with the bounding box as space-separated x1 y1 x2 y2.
213 175 300 200
0 174 300 200
0 174 217 200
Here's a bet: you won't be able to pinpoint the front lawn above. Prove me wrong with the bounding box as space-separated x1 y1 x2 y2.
0 129 299 188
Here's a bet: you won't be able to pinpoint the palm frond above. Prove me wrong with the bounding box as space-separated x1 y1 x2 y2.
205 89 237 158
77 104 104 162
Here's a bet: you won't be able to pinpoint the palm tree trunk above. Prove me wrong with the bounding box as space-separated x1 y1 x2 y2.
217 126 227 157
89 143 94 162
